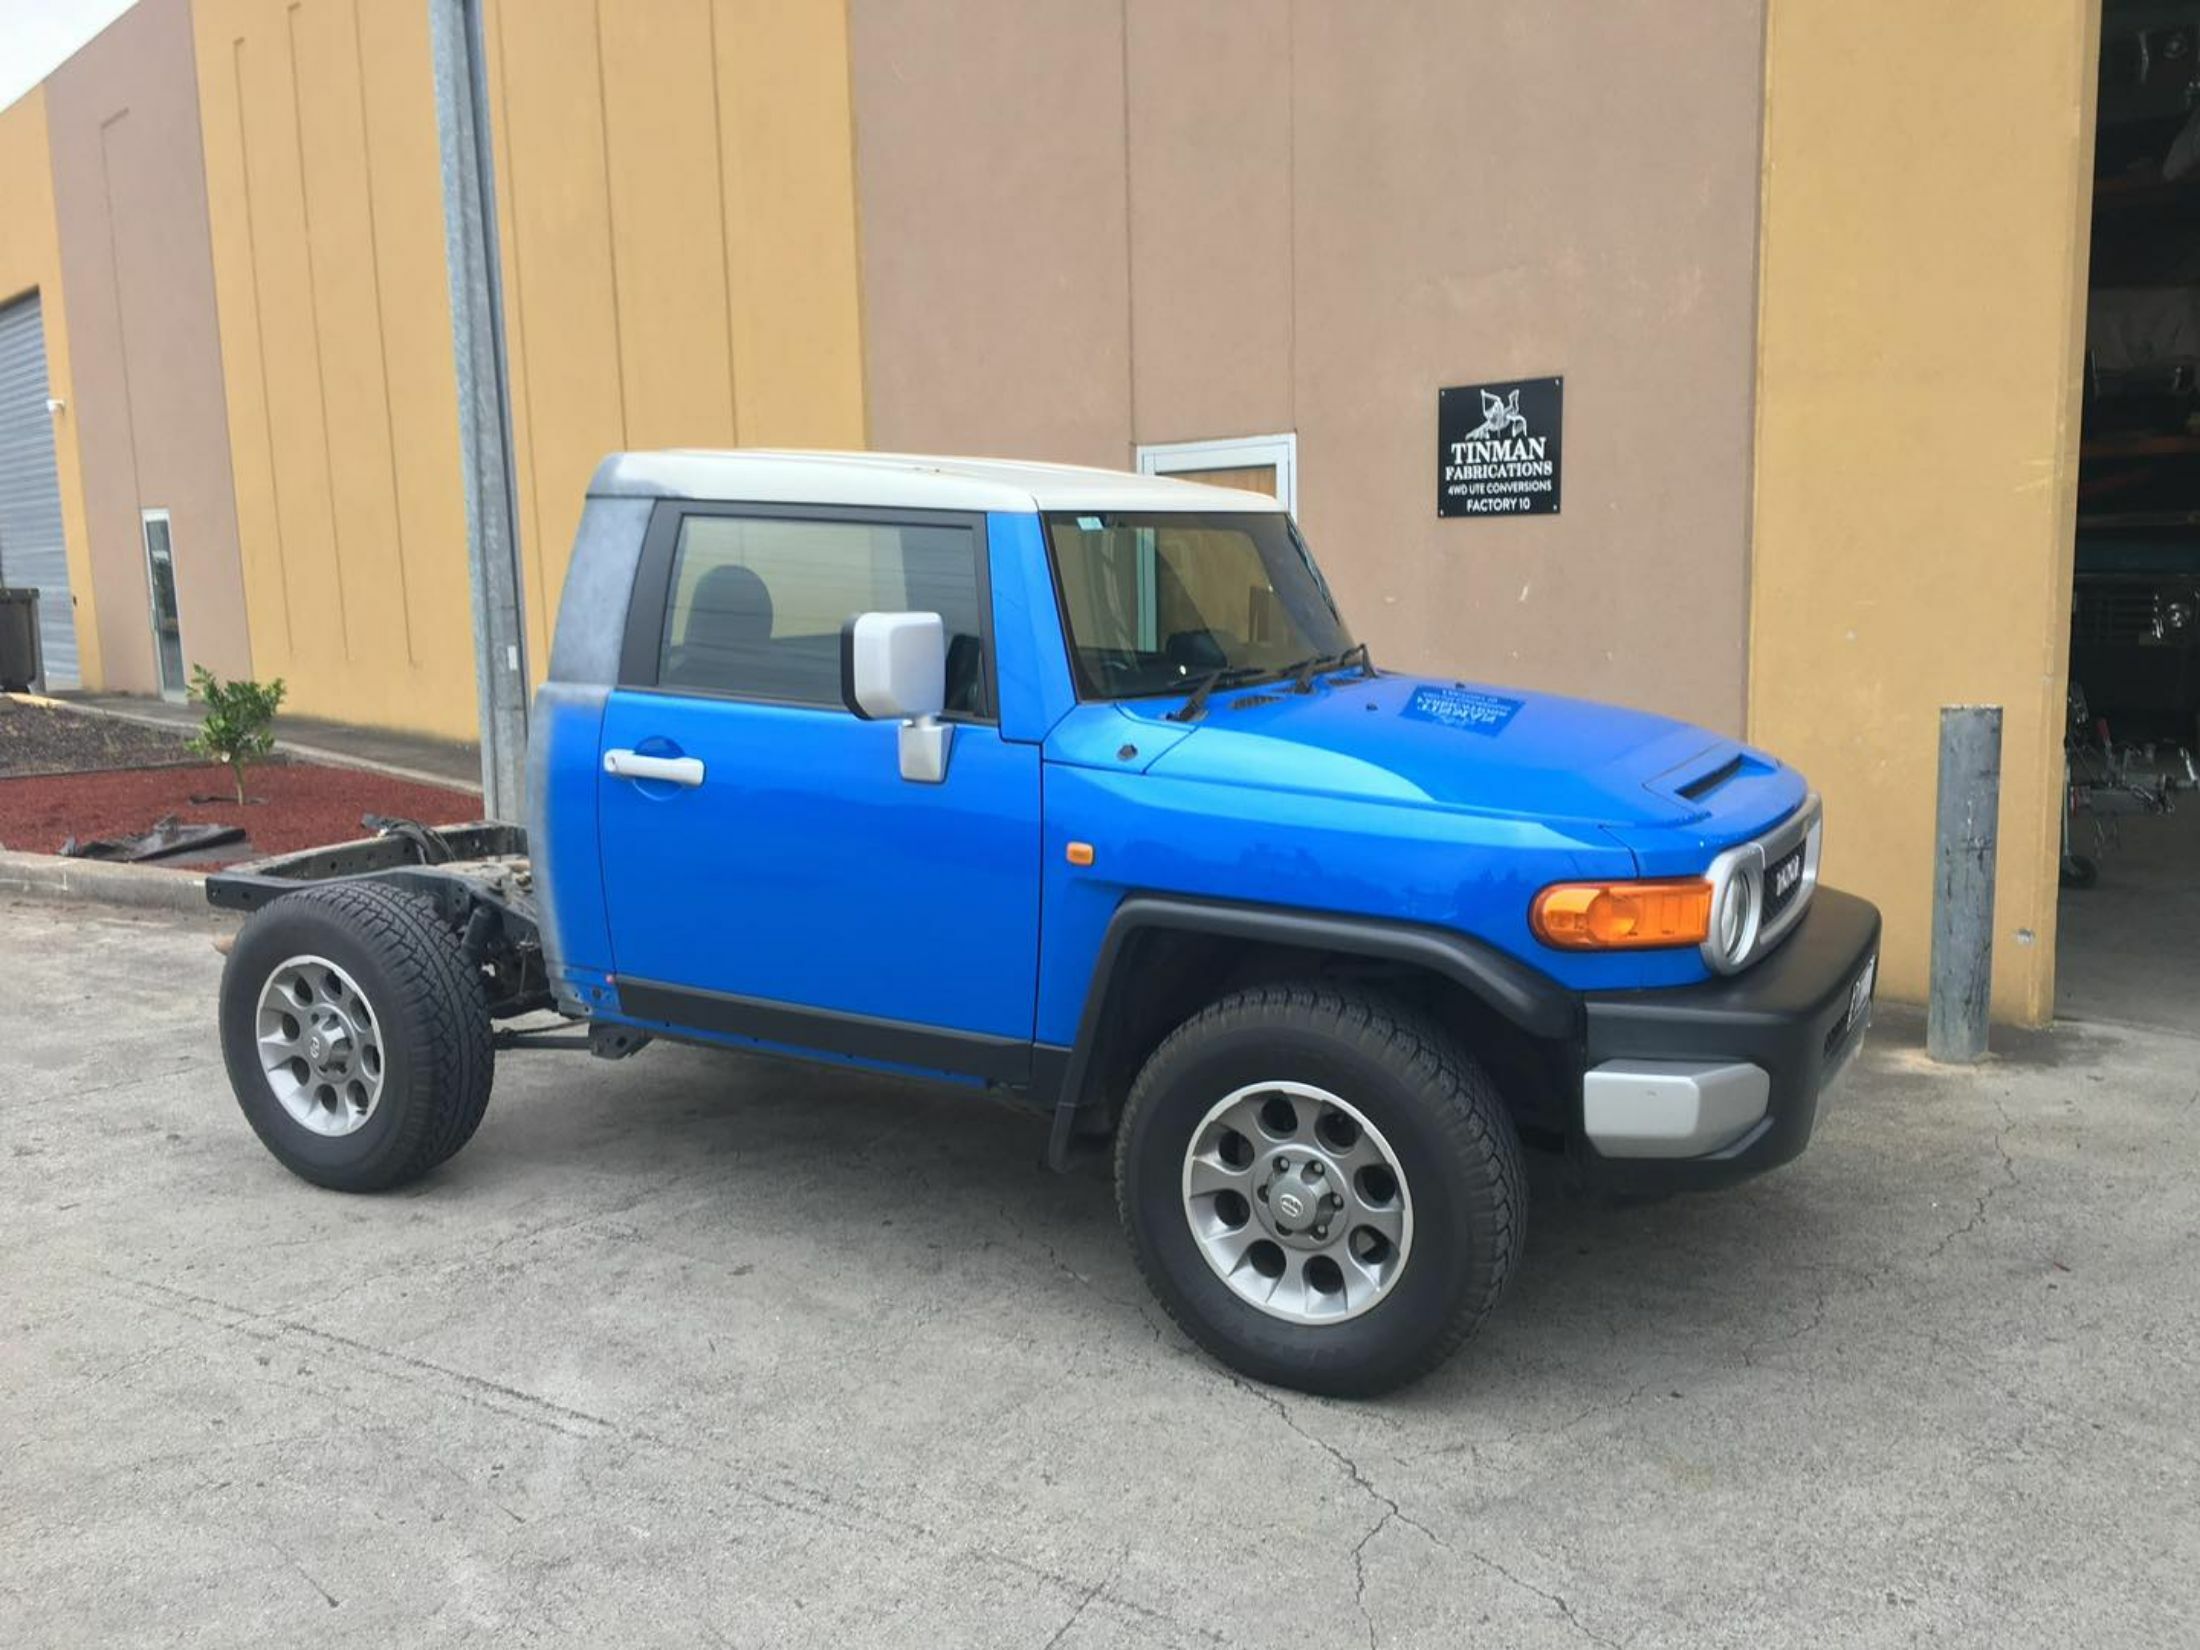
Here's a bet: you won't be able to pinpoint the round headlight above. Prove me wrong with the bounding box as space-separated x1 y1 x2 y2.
1715 865 1758 965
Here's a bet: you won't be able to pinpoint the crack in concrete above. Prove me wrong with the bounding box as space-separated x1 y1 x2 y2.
996 1201 1171 1348
1455 1545 1622 1650
1045 1240 1170 1347
1225 1374 1443 1547
1225 1374 1457 1649
1912 1323 2200 1474
1037 1551 1124 1650
1923 1096 2021 1262
269 1177 732 1323
1350 1507 1390 1649
101 1272 618 1438
1552 1378 1656 1432
1230 1376 1427 1645
1742 1294 1831 1368
269 1540 339 1609
1225 1373 1626 1648
677 1457 1233 1647
1345 1504 1450 1648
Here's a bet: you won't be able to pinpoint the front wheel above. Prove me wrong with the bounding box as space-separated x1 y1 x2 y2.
219 882 494 1191
1115 984 1525 1397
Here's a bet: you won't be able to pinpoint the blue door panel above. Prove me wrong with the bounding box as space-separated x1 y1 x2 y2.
598 690 1042 1039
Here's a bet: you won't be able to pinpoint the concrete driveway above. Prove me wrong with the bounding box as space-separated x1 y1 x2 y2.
3 900 2195 1648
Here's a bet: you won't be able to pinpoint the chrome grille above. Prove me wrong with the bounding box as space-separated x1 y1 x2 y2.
1700 793 1823 974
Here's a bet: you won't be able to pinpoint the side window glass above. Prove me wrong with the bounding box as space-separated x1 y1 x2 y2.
656 515 987 715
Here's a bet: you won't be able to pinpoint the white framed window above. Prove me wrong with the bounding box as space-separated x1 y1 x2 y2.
141 508 188 702
1136 432 1298 514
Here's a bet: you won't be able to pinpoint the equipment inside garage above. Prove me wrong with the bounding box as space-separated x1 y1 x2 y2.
2062 0 2200 1026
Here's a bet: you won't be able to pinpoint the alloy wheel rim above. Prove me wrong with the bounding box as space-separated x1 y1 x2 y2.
1180 1081 1414 1324
254 954 386 1137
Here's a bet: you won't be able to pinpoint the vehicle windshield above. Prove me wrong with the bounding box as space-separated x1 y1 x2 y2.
1045 511 1353 701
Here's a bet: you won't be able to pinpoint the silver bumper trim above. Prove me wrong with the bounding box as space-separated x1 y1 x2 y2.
1582 1059 1772 1158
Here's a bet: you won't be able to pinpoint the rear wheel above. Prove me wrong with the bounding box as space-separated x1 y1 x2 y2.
219 882 494 1190
1115 984 1525 1396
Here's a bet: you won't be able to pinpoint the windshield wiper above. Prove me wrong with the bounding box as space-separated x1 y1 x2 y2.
1291 642 1374 694
1166 665 1269 723
1169 645 1373 722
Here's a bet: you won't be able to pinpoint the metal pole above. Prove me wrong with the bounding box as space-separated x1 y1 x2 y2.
1928 705 2002 1062
429 0 528 820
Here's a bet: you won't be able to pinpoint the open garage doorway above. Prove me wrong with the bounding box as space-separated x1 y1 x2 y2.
2059 0 2200 1030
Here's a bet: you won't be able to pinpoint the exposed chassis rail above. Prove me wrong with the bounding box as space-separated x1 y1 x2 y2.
204 820 552 1017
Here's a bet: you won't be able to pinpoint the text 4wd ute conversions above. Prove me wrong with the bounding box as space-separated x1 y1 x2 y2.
209 451 1880 1397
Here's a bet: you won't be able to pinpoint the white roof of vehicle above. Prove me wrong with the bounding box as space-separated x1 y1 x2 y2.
588 448 1290 514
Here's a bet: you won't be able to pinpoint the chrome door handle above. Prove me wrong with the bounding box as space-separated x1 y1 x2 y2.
603 749 705 787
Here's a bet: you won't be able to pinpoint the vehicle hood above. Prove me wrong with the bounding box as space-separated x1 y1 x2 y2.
1090 673 1805 838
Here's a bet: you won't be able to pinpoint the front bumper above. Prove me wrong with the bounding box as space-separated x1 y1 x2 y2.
1569 887 1881 1194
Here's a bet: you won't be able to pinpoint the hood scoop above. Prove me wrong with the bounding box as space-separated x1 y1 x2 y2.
1677 753 1745 802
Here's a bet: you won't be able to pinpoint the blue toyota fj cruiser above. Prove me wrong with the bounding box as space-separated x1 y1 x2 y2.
209 451 1879 1395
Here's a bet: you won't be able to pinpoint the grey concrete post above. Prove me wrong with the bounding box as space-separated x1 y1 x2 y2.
429 0 529 821
1928 705 2002 1062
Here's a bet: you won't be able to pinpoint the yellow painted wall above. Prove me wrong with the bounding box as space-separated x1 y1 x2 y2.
1749 0 2099 1023
482 0 867 674
191 0 477 737
0 87 101 688
190 0 866 731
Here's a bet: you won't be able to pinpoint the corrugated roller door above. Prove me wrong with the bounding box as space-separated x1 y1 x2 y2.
0 293 77 688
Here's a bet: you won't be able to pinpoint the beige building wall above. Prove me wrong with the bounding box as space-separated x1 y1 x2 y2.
0 86 100 687
17 0 2099 1032
850 1 1133 471
48 0 250 696
1748 0 2099 1023
851 0 1770 734
192 0 478 738
481 0 868 676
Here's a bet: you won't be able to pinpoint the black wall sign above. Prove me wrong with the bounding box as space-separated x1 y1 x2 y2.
1438 376 1562 517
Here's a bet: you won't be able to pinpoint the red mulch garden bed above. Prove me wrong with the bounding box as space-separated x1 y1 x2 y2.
0 761 480 864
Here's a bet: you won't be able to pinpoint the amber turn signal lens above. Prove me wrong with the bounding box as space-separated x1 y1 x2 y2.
1530 879 1712 950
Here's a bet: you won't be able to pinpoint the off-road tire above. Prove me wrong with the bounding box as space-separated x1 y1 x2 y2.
219 882 494 1190
1115 983 1525 1397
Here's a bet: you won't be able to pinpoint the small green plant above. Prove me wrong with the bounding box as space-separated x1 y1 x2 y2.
187 666 286 805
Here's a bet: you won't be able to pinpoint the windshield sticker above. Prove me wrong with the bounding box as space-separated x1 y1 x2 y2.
1403 685 1523 736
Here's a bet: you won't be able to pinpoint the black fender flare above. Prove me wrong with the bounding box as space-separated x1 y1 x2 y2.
1043 894 1580 1170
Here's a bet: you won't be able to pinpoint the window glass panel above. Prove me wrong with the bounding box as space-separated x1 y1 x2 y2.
1046 512 1349 700
657 514 986 713
1160 463 1277 496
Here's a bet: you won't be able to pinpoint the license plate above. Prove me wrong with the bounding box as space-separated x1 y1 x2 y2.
1843 954 1877 1039
1822 953 1878 1075
1763 842 1808 924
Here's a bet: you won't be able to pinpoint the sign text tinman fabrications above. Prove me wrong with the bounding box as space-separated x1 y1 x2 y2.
1438 376 1562 517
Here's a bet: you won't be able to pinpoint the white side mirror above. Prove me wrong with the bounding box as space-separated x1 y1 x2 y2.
841 611 946 721
840 611 952 783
